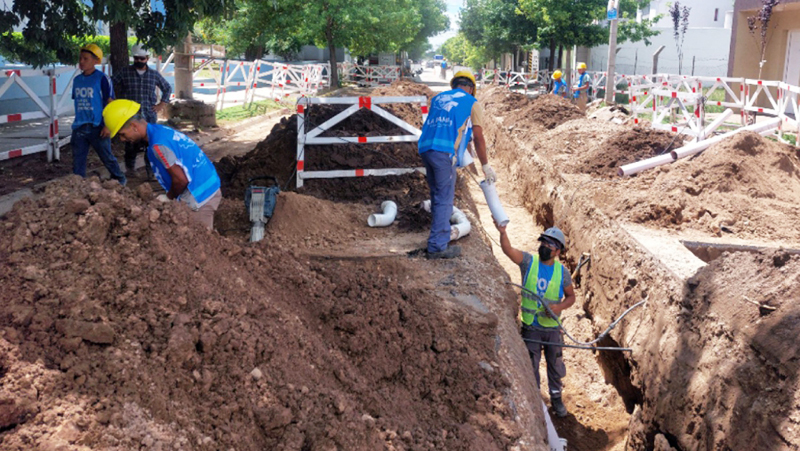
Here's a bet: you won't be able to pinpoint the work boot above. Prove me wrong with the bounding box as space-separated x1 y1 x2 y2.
426 245 461 260
551 397 568 418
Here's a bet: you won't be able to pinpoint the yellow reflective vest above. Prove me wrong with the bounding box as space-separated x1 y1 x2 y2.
521 254 564 329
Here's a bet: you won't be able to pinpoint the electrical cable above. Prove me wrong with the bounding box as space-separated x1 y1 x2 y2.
521 338 632 352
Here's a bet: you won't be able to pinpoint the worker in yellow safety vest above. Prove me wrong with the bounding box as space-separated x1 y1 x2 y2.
494 221 576 418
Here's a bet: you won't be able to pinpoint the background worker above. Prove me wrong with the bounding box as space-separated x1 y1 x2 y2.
418 70 496 259
103 100 222 230
440 59 447 80
573 62 590 112
111 44 172 178
71 44 126 185
551 70 568 98
494 222 576 418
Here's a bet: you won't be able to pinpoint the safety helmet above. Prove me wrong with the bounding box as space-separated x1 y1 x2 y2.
131 44 149 58
451 70 477 90
577 62 587 70
552 70 563 80
102 99 141 138
80 44 103 61
538 227 566 250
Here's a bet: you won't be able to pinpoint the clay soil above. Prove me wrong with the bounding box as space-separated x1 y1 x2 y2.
478 84 800 450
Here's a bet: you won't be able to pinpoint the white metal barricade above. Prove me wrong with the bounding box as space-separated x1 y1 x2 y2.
744 79 781 117
778 82 800 147
295 95 428 188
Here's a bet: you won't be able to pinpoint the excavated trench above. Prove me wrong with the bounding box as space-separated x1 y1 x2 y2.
480 86 800 450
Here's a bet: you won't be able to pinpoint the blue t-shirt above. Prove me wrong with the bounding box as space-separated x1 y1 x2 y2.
573 72 589 99
72 70 113 129
552 80 568 96
519 252 572 300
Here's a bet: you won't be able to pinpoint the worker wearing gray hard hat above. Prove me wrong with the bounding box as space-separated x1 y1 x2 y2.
494 222 576 418
110 43 172 177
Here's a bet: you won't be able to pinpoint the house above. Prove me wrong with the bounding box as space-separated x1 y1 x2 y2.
727 0 800 88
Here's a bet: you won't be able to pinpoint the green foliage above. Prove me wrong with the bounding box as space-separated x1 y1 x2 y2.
0 32 139 66
460 0 537 61
0 0 227 68
440 33 487 71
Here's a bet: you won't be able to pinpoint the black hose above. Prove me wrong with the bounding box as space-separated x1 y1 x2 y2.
522 338 632 352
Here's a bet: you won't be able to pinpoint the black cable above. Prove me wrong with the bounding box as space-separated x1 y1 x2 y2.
522 338 632 352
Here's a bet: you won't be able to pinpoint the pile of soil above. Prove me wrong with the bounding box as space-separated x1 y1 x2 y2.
481 87 584 130
614 131 800 239
579 128 679 176
0 176 521 450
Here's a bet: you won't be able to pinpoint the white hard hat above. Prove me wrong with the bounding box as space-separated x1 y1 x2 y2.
131 44 149 58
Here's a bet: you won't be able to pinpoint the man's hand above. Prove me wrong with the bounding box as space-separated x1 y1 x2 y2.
100 126 111 138
153 103 167 114
482 163 497 184
493 218 507 234
156 194 170 203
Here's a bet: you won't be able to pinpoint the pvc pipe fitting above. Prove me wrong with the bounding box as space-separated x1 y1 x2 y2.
368 200 397 227
480 181 509 226
450 207 471 240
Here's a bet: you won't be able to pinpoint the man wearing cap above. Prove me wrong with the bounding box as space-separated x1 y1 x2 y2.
111 44 172 177
102 99 221 230
551 70 568 98
418 70 496 259
71 44 126 185
573 63 590 112
494 221 576 418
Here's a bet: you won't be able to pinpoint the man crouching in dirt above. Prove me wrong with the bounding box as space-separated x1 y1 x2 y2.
101 99 222 230
495 222 576 418
418 70 496 259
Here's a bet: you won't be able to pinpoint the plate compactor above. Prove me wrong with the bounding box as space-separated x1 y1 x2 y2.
245 176 280 242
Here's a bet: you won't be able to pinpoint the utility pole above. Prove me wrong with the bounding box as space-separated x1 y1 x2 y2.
604 0 619 104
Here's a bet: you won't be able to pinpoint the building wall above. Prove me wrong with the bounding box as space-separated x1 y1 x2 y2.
588 27 732 77
643 0 732 29
729 1 800 82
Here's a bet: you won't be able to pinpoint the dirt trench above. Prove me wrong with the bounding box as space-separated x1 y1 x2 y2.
479 86 800 450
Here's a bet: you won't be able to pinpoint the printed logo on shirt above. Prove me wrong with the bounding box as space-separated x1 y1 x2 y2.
537 277 549 295
75 87 96 113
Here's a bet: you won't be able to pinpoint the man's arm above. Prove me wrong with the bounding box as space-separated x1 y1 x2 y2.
166 164 189 200
156 72 172 104
472 125 488 165
550 284 576 315
494 220 524 265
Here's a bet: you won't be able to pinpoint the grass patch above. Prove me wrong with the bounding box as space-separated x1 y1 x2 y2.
782 133 797 146
216 99 283 123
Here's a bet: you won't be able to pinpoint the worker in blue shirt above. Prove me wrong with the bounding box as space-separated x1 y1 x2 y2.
71 44 126 185
551 70 568 98
573 62 590 112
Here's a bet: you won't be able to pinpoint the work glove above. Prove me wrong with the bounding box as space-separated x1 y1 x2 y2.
482 164 497 185
156 194 170 203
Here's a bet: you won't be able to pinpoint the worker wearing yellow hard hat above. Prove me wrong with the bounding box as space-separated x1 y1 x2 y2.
103 99 222 230
71 43 126 185
417 68 496 259
573 62 590 112
551 70 568 98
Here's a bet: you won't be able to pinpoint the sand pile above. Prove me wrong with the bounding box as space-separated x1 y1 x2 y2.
481 87 584 130
579 128 679 176
0 176 521 451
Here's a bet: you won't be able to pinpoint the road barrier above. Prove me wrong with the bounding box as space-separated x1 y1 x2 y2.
295 95 428 188
339 63 401 87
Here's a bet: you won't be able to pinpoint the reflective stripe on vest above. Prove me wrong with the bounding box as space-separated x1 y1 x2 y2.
521 254 563 328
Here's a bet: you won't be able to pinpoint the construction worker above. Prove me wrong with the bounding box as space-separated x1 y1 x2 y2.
494 222 576 418
440 59 447 80
111 44 172 178
418 70 496 259
71 44 126 186
573 62 590 112
102 100 222 230
551 70 568 98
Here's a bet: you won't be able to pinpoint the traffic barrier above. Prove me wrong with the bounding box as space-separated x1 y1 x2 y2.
778 82 800 148
339 64 400 87
295 95 428 188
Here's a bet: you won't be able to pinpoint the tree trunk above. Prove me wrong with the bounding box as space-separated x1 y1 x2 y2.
109 22 128 76
174 34 193 100
557 45 563 69
548 39 556 72
326 19 339 89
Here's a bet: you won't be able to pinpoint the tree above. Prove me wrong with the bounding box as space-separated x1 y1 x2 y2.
0 0 227 72
440 33 487 71
401 0 450 61
668 1 691 75
460 0 537 65
747 0 780 79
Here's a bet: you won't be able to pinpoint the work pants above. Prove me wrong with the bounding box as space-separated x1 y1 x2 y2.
523 327 567 398
189 189 222 231
420 150 456 253
71 124 126 185
124 140 153 177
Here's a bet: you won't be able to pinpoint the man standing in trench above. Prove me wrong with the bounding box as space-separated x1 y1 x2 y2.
418 70 496 259
102 99 222 230
494 222 576 417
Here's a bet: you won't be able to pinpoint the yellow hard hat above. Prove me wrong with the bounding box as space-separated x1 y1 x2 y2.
552 70 563 80
80 44 103 61
451 70 477 90
577 62 587 70
103 100 141 138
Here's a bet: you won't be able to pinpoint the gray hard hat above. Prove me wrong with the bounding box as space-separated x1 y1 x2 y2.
538 227 566 250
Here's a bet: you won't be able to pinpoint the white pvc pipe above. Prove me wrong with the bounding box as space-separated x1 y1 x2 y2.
367 200 397 227
480 181 509 226
700 108 733 140
618 153 676 176
450 207 471 240
671 117 780 160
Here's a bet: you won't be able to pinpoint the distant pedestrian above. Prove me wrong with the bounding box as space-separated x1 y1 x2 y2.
103 100 221 230
440 60 447 80
71 44 126 185
111 44 172 177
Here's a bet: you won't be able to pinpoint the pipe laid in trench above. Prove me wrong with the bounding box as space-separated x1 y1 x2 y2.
367 201 397 227
421 200 472 241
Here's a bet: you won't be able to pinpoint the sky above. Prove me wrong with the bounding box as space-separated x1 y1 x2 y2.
428 0 462 51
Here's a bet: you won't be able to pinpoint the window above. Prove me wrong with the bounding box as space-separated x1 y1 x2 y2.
714 8 719 21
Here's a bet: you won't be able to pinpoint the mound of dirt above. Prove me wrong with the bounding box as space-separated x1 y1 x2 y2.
0 176 522 450
579 128 679 176
481 88 584 130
